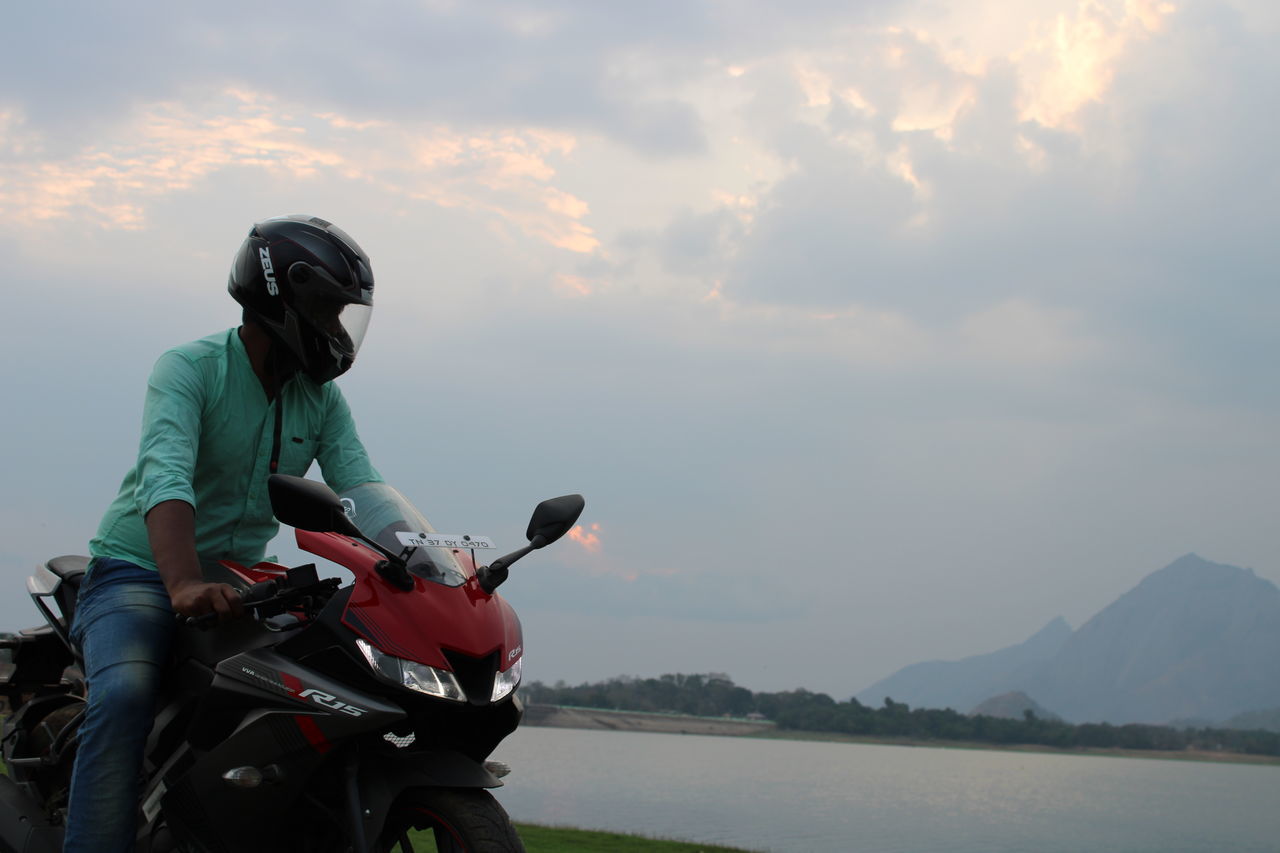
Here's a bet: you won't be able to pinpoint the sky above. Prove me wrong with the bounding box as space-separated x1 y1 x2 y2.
3 0 1277 700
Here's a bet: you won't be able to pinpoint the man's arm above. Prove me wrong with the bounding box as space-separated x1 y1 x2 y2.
147 499 242 621
315 384 382 492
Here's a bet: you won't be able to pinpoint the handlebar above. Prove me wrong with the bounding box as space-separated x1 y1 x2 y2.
176 564 339 631
178 579 279 629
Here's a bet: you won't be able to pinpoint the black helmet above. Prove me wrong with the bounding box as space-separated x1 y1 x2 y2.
228 215 375 383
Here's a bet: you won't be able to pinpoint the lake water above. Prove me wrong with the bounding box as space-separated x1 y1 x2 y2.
488 727 1280 852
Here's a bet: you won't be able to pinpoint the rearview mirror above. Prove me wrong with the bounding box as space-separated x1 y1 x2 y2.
268 474 364 539
477 494 588 593
526 494 586 547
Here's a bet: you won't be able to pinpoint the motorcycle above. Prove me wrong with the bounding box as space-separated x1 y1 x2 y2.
0 474 584 852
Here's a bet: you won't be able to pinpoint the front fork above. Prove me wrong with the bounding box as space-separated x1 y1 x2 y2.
347 740 505 853
344 747 369 853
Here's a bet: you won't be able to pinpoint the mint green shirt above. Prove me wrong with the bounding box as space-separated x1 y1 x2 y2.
90 328 381 572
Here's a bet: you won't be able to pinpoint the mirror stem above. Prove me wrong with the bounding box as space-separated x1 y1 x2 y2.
357 536 414 591
477 535 547 594
354 533 400 563
377 559 415 591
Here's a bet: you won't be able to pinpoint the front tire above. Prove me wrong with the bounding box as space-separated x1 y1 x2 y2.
376 788 525 853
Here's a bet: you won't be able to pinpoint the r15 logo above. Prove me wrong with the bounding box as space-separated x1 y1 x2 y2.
298 688 366 717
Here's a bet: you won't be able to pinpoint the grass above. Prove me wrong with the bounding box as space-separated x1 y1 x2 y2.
399 824 758 852
515 824 757 852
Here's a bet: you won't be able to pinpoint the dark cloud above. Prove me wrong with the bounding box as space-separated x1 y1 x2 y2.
2 1 907 158
618 207 746 276
2 0 925 161
726 132 924 308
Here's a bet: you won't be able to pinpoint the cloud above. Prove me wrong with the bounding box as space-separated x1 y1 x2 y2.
568 523 603 554
508 554 806 625
1013 0 1178 129
1 1 719 158
0 89 598 253
562 0 1273 409
0 91 344 229
560 522 678 587
954 299 1102 366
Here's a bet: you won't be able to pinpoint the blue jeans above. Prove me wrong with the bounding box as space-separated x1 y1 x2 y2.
65 557 174 853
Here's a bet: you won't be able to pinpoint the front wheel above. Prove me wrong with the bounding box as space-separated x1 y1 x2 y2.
376 788 525 853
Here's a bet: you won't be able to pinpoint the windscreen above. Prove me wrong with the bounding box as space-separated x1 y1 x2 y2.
337 482 470 587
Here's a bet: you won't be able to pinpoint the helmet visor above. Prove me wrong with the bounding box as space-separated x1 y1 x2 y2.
290 261 374 361
334 302 372 358
301 299 372 361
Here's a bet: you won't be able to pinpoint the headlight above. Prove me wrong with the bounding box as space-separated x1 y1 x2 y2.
490 656 523 703
356 639 466 703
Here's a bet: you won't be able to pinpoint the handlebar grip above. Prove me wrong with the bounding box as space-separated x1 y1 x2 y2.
176 580 279 630
241 579 279 605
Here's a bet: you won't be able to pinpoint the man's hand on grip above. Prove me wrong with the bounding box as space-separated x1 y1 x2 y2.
170 581 244 623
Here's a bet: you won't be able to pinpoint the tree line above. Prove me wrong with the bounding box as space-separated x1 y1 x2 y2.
521 673 1280 757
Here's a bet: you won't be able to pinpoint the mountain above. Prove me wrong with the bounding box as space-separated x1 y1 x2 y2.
1025 554 1280 724
855 616 1072 712
857 554 1280 725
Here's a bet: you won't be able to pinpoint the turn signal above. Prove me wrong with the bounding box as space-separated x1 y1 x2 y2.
222 767 264 788
221 764 282 788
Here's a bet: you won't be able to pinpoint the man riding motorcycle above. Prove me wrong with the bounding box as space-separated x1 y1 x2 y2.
66 215 382 853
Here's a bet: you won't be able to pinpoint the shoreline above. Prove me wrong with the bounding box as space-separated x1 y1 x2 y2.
522 704 1280 766
522 703 777 737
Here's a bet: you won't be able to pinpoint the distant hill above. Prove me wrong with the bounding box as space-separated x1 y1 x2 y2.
969 691 1061 722
855 616 1071 712
1222 708 1280 733
858 554 1280 725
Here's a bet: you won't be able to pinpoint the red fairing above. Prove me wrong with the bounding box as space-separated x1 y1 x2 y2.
218 560 292 584
295 530 523 673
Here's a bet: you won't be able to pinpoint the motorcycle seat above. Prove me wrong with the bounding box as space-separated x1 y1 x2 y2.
44 556 89 631
46 555 90 581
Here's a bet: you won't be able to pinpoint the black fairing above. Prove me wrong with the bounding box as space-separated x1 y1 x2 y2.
0 628 74 705
0 777 62 853
132 581 521 852
152 647 404 853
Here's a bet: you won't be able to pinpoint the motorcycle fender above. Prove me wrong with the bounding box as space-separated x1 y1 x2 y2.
2 694 83 763
358 750 502 843
0 776 62 853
